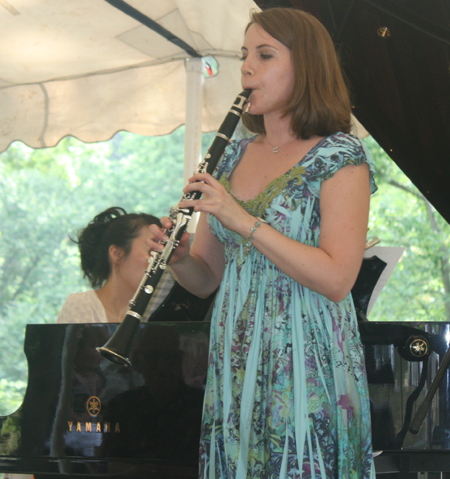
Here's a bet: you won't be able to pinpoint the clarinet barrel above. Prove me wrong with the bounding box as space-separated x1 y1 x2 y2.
97 89 251 366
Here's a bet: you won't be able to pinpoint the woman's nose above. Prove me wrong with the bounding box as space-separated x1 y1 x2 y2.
240 58 254 77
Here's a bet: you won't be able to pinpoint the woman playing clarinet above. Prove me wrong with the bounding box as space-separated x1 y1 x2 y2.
151 7 377 478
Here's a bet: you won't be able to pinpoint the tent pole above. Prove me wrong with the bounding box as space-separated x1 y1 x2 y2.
184 57 204 233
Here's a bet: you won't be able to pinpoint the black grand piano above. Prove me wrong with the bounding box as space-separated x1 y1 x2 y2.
0 321 210 479
0 319 450 478
1 0 450 478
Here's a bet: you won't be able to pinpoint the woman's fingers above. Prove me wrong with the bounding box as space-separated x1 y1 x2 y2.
160 216 172 230
180 178 253 234
186 172 219 186
147 218 191 263
183 173 224 196
149 218 170 242
180 173 229 211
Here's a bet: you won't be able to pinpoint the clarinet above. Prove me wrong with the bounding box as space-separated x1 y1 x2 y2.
97 89 251 366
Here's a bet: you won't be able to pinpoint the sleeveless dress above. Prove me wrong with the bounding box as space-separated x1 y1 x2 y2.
199 132 377 479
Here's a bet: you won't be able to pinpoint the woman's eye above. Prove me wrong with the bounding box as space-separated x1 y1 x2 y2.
240 56 247 62
260 53 272 60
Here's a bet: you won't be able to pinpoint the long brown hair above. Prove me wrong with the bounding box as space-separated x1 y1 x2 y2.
242 8 352 139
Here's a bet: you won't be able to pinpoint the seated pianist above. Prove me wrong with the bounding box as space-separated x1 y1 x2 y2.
56 206 215 325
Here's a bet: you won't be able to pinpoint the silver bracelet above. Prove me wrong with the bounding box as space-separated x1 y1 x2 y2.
244 217 266 255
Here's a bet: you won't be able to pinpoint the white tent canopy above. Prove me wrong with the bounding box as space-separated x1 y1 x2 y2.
0 0 258 153
0 0 368 158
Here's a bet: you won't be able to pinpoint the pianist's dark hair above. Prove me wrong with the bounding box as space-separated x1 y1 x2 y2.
242 8 352 139
74 207 161 289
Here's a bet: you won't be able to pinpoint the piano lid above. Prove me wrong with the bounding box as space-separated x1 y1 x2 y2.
253 0 450 224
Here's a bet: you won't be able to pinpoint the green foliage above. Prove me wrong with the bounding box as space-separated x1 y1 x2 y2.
0 380 26 417
364 136 450 322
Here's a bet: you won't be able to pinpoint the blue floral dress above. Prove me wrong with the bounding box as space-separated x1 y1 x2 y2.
199 132 377 479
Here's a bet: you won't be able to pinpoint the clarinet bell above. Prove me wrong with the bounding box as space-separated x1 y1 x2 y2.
96 316 141 366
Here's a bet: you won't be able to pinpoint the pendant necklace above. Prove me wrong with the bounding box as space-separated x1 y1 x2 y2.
265 136 296 153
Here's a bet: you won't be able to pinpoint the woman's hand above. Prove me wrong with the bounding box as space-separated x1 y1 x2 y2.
179 173 254 237
147 217 191 265
149 212 226 298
